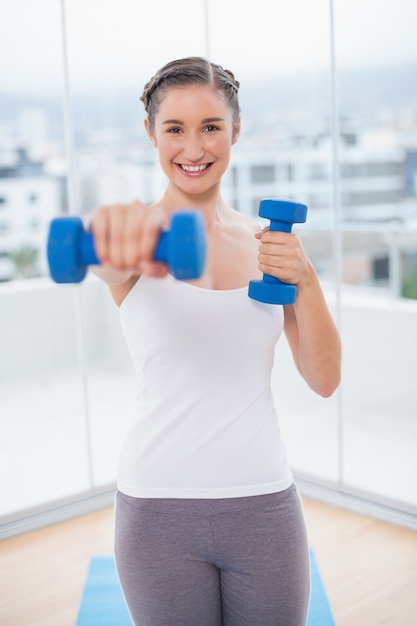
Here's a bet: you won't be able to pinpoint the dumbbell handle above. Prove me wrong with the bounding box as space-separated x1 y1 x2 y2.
261 218 292 287
248 199 308 304
77 229 169 267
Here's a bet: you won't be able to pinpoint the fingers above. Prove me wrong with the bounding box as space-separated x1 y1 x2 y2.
254 225 269 239
89 201 167 275
256 231 308 285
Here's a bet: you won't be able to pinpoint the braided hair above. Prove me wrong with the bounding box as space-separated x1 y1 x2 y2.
141 56 240 131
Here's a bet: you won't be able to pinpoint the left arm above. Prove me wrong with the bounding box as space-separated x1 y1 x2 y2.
256 229 341 397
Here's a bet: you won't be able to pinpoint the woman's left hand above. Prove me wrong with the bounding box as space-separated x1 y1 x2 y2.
255 227 310 286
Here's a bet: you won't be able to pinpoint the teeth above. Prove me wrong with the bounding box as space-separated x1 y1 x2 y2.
181 164 208 172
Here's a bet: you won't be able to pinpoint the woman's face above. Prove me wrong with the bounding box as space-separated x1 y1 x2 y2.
145 84 240 198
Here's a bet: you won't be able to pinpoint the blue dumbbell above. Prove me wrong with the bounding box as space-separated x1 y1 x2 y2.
248 199 308 304
47 210 206 283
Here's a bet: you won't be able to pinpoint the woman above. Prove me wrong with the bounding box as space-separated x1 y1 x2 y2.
90 56 341 626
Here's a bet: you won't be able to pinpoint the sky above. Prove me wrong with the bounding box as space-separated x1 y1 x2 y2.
0 0 417 95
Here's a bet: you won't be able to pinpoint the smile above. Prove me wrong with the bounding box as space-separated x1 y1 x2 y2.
179 163 211 172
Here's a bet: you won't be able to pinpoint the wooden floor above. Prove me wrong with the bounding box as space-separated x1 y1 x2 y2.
1 497 416 626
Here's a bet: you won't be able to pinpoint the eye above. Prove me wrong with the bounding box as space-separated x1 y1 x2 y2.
166 127 183 134
203 125 220 133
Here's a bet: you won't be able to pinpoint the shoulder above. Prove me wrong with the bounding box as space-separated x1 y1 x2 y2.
226 206 260 235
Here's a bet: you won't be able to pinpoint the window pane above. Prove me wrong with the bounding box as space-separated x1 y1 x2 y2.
64 0 207 487
0 0 95 517
335 0 417 510
208 0 340 483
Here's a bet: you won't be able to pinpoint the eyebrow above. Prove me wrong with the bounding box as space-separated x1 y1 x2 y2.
162 117 226 125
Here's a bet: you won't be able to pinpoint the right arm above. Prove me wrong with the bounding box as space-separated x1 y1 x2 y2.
88 200 168 306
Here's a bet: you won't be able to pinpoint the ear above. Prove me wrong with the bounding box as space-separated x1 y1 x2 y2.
144 118 157 147
232 116 241 145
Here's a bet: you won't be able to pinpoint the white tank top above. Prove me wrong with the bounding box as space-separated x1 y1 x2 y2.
117 274 293 498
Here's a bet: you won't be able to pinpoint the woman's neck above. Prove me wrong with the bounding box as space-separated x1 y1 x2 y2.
158 184 230 232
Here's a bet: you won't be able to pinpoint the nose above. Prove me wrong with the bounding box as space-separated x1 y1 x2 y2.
183 133 204 162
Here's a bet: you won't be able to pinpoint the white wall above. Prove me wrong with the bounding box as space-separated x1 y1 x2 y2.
0 276 129 379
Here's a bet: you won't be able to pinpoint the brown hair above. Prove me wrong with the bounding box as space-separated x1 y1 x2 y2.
141 56 240 131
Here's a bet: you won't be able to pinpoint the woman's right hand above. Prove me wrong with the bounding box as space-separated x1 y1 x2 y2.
89 200 169 279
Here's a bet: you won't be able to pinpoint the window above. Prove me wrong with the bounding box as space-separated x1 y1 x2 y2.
250 165 275 184
309 163 328 180
1 0 417 535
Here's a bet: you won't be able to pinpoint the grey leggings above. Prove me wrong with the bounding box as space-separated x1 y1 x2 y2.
114 484 310 626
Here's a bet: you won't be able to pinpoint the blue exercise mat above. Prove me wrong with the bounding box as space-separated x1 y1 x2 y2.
307 549 336 625
76 549 335 625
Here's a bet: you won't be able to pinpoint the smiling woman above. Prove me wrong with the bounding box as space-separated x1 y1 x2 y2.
135 58 242 213
84 55 341 626
144 86 239 197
